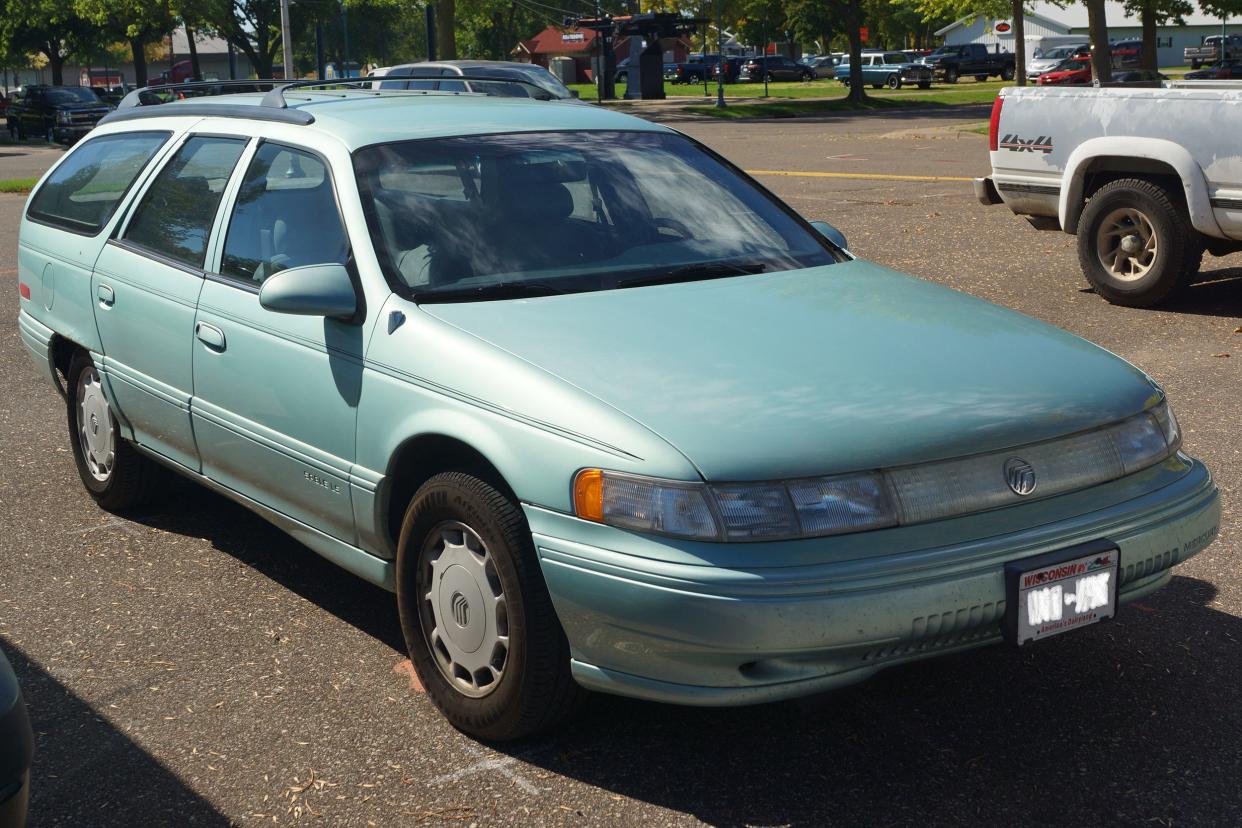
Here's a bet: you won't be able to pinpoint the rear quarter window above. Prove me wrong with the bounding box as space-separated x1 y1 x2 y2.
26 131 169 235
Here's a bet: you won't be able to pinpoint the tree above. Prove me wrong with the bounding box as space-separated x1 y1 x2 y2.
1085 0 1110 82
437 0 457 58
823 0 866 102
0 0 94 85
916 0 1028 84
75 0 175 85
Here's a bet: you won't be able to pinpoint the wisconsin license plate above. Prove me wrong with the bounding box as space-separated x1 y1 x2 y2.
1004 540 1119 646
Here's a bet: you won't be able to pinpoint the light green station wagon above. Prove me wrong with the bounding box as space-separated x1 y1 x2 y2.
16 78 1220 740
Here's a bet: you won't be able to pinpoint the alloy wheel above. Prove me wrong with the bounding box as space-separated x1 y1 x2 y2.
1096 206 1158 282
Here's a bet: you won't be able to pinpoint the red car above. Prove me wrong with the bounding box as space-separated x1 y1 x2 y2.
1037 57 1092 86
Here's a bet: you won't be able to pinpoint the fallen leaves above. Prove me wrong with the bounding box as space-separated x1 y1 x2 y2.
392 658 425 693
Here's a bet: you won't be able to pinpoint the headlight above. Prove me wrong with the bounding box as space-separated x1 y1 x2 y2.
572 400 1182 543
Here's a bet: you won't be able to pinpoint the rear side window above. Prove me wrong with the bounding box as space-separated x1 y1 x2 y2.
27 131 169 234
123 135 247 269
220 143 349 283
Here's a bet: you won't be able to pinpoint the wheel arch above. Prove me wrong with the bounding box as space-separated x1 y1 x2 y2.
1060 138 1224 239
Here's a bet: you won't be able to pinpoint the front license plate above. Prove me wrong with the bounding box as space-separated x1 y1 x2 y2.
1004 539 1119 646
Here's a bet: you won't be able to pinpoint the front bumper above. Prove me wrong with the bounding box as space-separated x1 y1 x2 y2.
528 458 1219 706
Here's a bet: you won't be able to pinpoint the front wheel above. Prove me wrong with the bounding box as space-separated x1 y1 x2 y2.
396 472 582 740
917 81 932 89
1076 178 1200 307
886 74 901 89
66 352 158 510
974 74 988 82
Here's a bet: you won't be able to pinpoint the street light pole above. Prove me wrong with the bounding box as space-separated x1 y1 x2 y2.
280 0 294 80
714 0 726 107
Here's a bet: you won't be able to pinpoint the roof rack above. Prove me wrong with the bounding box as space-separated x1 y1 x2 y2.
98 73 561 128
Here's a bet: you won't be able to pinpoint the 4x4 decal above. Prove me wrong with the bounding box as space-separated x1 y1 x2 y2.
1000 134 1053 153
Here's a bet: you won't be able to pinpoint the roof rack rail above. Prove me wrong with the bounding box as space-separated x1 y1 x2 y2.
98 72 562 128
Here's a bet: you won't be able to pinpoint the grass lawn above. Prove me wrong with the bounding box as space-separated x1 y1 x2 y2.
0 178 37 194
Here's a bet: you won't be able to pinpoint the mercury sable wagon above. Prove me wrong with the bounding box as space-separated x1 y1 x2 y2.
16 79 1220 740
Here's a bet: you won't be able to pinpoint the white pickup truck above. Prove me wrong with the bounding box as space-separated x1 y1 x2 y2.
976 83 1242 307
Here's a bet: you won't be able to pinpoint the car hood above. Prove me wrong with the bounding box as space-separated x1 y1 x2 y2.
420 261 1158 481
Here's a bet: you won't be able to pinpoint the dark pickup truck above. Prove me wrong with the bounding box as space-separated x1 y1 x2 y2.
918 43 1015 83
7 85 111 144
670 54 742 84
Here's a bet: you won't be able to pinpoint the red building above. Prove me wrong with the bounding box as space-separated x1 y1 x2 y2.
513 25 694 83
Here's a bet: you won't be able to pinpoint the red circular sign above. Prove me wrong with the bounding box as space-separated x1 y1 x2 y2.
995 22 1012 32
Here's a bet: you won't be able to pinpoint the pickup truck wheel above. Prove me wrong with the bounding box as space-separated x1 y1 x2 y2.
1001 66 1015 81
945 67 959 83
886 74 901 89
1077 178 1197 307
396 472 582 741
66 352 157 511
974 74 989 82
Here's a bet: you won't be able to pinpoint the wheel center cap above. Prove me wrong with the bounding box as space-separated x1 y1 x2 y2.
438 564 486 653
1121 234 1143 255
90 413 98 435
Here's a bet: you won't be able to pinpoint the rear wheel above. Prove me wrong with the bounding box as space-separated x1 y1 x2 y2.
917 81 932 89
945 67 959 83
974 74 988 82
885 73 901 89
66 351 158 511
396 472 582 741
1001 65 1015 81
1076 178 1200 307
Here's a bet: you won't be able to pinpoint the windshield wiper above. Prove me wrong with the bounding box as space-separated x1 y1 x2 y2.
616 261 767 289
414 281 567 303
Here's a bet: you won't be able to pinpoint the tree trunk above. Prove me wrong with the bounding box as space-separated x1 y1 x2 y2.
47 48 64 86
436 0 457 60
1011 0 1026 85
186 25 202 80
130 37 148 85
1086 0 1111 84
846 12 865 104
1140 3 1158 71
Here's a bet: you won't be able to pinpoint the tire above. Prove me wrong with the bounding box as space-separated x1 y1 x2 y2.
616 71 627 84
1075 178 1200 308
1001 65 1015 81
801 70 813 81
396 472 582 741
13 118 24 140
886 74 901 89
974 74 988 82
1191 60 1200 69
841 78 851 87
66 351 158 511
918 81 931 89
946 67 959 83
45 121 55 143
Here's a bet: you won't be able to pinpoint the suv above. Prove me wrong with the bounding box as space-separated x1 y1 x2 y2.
17 79 1217 740
369 60 573 99
741 55 813 81
7 85 111 143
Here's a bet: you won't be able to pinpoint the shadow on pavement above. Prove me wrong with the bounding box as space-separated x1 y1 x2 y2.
3 641 229 827
1166 267 1242 317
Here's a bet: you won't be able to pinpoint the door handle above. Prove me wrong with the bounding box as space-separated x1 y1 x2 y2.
97 284 115 307
194 321 226 350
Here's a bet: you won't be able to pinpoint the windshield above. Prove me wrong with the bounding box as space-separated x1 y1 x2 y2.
45 87 102 105
1041 46 1079 60
354 131 838 302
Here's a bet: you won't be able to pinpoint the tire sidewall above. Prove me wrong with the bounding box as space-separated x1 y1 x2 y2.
1077 180 1188 306
396 475 536 738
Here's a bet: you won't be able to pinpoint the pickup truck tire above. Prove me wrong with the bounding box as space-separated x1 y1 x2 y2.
1001 66 1015 81
66 351 158 511
1191 60 1200 69
945 67 959 83
974 74 989 82
396 472 582 741
1076 178 1197 307
918 81 932 89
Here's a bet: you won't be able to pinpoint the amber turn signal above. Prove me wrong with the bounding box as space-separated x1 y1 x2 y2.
573 469 604 522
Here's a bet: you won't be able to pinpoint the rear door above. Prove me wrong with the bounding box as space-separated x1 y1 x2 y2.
91 133 249 470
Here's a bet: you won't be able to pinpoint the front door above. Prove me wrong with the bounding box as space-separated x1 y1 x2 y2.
92 134 249 471
192 140 365 543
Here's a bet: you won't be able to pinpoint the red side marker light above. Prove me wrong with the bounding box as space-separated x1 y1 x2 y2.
18 282 31 300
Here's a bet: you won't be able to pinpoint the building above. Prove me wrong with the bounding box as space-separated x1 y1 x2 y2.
512 25 693 83
936 1 1234 67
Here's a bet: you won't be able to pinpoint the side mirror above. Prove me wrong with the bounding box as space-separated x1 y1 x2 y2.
258 263 357 319
809 219 848 251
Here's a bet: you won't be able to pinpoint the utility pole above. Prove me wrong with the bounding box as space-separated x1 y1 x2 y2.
280 0 295 80
761 16 768 97
714 0 726 107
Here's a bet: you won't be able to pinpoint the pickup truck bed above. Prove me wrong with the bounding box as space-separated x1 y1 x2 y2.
977 83 1242 307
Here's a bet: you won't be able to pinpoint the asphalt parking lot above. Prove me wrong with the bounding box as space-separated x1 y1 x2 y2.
2 108 1240 826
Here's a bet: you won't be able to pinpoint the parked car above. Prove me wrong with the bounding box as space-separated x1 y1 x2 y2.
18 79 1219 741
0 647 32 828
1108 69 1167 85
1110 39 1143 69
978 82 1242 306
370 60 574 100
801 55 840 78
1184 33 1242 69
1183 58 1242 80
741 55 813 81
918 43 1016 82
1027 43 1090 78
6 85 111 144
1036 57 1092 86
836 51 933 89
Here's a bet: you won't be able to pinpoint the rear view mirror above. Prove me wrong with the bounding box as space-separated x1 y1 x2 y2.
259 263 357 319
809 219 849 251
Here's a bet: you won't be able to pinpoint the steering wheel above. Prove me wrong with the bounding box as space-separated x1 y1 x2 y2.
652 216 694 239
